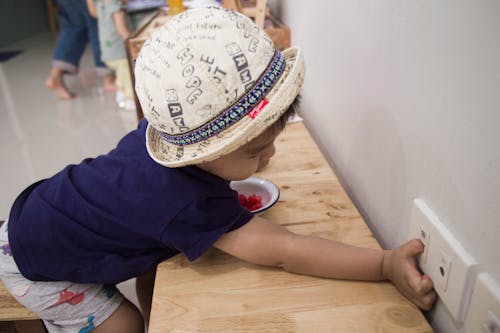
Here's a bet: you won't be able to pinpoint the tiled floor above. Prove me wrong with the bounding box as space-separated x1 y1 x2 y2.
0 32 138 220
0 32 140 310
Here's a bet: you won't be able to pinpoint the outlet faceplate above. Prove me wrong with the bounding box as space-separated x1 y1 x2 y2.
408 198 477 322
465 273 500 333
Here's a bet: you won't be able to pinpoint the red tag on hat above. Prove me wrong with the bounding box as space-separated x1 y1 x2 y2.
248 98 268 119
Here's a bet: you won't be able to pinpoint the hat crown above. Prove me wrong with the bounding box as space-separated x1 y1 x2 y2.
135 7 276 136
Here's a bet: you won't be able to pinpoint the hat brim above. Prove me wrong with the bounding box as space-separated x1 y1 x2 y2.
146 47 305 168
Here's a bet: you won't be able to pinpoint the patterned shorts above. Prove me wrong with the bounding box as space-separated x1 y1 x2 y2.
0 220 124 333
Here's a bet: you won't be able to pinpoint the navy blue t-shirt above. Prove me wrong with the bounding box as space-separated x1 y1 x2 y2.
8 119 253 284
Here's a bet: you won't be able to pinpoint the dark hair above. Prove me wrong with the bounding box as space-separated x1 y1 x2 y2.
270 94 301 134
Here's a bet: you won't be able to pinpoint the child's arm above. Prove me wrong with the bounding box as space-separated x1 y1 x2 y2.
214 216 437 310
86 0 97 18
112 9 131 40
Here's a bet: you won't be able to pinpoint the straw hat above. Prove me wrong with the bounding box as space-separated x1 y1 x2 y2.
135 6 305 167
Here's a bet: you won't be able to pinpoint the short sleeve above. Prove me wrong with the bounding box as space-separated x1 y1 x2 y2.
160 195 253 261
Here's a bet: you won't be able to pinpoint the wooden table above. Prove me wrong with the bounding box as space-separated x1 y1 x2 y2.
149 122 433 332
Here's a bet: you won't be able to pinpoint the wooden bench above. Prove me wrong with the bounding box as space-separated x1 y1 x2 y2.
0 220 45 332
0 282 45 332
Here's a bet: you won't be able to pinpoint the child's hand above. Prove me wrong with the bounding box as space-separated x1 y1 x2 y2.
382 239 437 310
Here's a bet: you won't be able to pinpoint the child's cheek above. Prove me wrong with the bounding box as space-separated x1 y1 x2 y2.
257 158 270 172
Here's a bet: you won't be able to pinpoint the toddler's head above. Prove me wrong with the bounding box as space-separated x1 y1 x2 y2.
134 6 304 171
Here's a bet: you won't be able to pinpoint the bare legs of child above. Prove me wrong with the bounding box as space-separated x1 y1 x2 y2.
103 74 117 93
47 0 117 100
91 269 155 333
92 267 181 332
46 68 116 100
136 268 156 328
92 270 154 333
92 299 145 333
45 67 75 100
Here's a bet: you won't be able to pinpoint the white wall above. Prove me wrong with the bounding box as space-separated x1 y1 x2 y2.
269 1 500 332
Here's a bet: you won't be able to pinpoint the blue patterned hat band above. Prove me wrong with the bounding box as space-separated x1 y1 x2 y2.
158 49 286 147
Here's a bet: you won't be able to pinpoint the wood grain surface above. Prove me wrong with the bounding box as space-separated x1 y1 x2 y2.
149 122 433 332
0 282 39 321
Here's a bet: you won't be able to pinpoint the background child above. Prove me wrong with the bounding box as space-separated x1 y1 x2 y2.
0 7 436 333
87 0 136 110
46 0 116 99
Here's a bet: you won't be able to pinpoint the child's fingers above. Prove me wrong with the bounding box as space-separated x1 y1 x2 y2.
410 292 437 311
413 273 434 292
406 265 434 295
397 281 436 311
415 289 438 310
420 274 434 294
402 275 437 310
389 240 437 310
402 239 425 257
424 289 438 309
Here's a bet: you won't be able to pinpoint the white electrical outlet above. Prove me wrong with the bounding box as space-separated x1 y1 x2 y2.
408 198 477 322
435 249 452 292
464 273 500 333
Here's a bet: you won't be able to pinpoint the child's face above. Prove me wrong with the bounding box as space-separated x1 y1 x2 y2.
197 128 278 181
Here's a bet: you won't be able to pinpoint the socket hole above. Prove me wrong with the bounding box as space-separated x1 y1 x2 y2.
439 266 445 277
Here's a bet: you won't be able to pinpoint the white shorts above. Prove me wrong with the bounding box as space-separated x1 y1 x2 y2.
0 220 124 333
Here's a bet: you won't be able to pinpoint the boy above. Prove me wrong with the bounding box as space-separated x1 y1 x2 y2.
0 7 436 333
45 0 116 100
86 0 136 109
